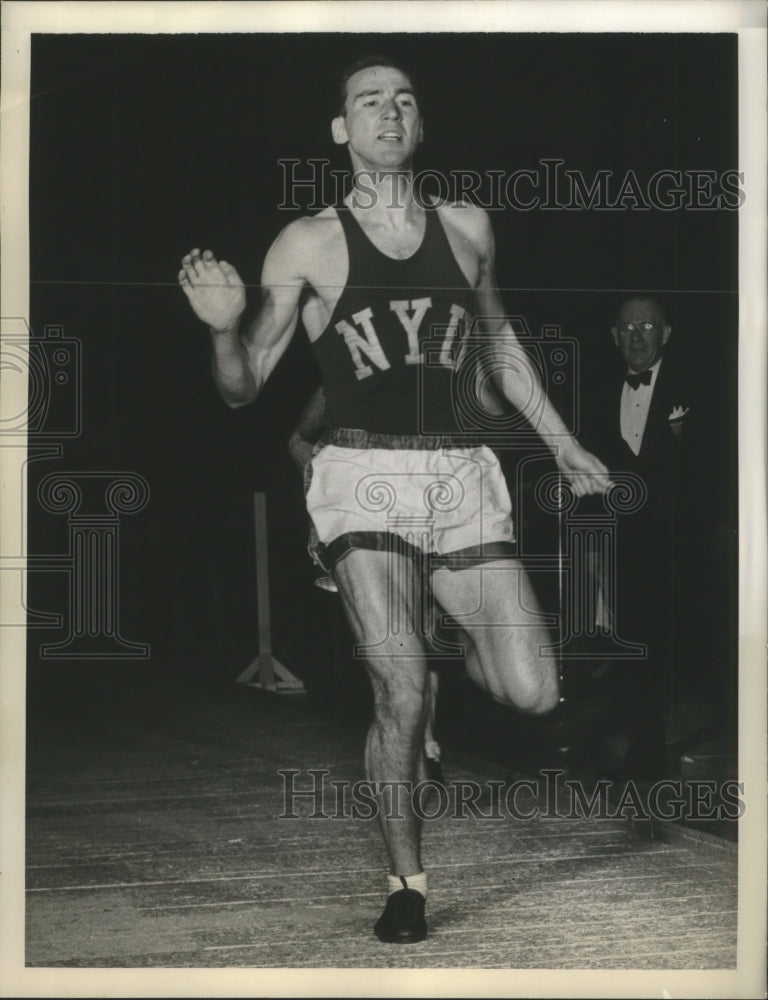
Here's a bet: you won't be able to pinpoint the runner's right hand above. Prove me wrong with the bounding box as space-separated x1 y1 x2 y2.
178 249 246 333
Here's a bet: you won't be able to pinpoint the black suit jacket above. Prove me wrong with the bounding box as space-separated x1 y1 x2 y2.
581 354 698 523
579 353 701 643
575 344 732 737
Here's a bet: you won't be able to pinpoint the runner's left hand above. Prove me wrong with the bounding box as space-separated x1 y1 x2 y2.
555 440 612 496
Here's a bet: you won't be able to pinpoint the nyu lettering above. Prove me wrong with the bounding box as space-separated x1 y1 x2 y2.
334 307 391 381
335 299 468 380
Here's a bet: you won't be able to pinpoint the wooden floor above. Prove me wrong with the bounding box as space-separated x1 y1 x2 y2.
25 678 738 971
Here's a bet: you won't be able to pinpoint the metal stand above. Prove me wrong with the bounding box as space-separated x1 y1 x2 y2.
236 492 305 694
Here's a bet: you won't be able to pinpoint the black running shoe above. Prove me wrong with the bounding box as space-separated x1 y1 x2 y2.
374 888 427 943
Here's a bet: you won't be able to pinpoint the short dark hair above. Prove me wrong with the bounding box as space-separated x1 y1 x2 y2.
336 54 418 117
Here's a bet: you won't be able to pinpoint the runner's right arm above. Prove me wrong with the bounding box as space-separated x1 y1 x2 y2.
178 223 307 408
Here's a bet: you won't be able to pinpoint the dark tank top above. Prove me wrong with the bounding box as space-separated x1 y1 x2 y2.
310 203 476 436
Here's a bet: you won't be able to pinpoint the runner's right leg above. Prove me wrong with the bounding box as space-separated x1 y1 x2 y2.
333 548 430 878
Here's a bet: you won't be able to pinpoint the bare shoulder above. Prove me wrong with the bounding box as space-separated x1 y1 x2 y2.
434 199 493 254
271 208 343 256
265 208 344 281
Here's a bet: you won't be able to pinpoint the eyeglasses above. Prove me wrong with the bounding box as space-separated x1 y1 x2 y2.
619 321 658 334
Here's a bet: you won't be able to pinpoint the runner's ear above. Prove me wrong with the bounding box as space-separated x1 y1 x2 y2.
332 116 349 146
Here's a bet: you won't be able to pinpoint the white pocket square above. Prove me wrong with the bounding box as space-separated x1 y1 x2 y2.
668 405 690 422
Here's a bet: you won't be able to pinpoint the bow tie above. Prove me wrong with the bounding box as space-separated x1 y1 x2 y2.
625 369 653 390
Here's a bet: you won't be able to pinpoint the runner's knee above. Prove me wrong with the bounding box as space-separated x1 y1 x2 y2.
511 671 559 715
477 648 559 714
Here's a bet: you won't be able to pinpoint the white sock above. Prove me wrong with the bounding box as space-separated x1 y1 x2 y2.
424 739 441 761
388 872 427 898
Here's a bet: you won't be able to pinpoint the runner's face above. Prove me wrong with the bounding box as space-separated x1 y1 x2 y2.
332 66 423 170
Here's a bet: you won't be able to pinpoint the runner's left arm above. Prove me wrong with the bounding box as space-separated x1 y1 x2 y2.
472 211 611 496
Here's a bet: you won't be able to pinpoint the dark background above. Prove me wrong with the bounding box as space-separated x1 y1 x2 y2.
26 33 738 725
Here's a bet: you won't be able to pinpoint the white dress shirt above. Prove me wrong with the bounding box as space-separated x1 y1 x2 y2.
620 359 662 456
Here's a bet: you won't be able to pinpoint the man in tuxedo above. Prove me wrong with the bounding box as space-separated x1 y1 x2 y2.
581 294 696 781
